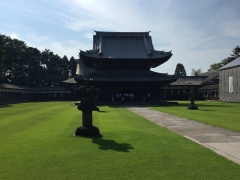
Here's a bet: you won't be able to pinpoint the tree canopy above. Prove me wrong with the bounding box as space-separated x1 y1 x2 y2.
191 68 202 76
0 35 5 81
0 34 76 87
174 63 186 76
69 56 77 78
208 46 240 71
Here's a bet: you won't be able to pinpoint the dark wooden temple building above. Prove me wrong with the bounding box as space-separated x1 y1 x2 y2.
1 31 220 103
61 31 218 102
73 31 178 102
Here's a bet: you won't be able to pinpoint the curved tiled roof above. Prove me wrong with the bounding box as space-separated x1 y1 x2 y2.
61 78 77 84
75 59 95 75
80 31 172 60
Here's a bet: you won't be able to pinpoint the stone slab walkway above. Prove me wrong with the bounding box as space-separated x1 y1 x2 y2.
127 106 240 165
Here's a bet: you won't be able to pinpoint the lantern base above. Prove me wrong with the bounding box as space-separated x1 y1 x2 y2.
188 106 198 110
75 126 102 137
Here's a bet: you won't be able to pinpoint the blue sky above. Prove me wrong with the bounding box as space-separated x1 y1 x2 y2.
1 0 240 75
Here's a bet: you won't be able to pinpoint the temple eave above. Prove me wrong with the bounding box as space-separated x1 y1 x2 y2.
80 52 172 60
75 77 177 83
75 70 177 83
80 52 172 70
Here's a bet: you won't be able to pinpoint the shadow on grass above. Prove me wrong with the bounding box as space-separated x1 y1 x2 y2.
107 105 140 108
99 105 122 108
0 104 12 108
91 137 134 152
199 110 215 112
97 110 109 113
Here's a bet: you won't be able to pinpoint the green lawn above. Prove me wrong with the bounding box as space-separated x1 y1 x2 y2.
0 102 240 180
149 101 240 132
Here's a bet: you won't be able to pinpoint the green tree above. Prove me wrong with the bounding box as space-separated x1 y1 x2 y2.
208 46 240 71
41 49 58 86
208 63 222 71
0 35 5 81
69 56 76 78
191 68 202 76
0 34 71 86
174 63 186 76
2 36 29 85
26 47 44 86
41 50 69 87
61 55 69 79
230 45 240 59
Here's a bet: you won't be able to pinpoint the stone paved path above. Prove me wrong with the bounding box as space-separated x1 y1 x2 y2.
127 106 240 165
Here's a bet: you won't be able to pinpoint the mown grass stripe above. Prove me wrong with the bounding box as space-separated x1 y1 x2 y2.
149 101 240 132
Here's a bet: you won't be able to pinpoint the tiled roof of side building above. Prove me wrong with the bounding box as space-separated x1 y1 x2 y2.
220 57 240 70
80 31 172 59
198 84 219 90
170 76 207 85
0 83 32 90
198 70 219 84
0 83 67 90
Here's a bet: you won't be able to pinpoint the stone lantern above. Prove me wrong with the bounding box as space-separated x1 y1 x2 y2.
188 89 198 110
74 80 102 137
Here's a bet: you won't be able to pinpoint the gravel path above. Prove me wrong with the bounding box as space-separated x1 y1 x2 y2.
127 106 240 165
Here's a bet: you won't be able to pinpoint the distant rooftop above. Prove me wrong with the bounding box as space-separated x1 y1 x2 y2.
220 57 240 70
0 83 66 91
170 76 207 86
199 70 219 84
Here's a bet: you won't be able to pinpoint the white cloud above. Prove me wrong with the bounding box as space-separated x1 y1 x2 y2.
59 12 108 31
84 33 94 40
1 0 239 75
9 33 19 39
34 40 87 59
59 0 148 32
15 32 88 59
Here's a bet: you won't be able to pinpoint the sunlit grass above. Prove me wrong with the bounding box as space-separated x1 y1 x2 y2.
0 102 240 180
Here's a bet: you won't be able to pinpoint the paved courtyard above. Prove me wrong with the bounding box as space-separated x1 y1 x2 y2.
127 107 240 165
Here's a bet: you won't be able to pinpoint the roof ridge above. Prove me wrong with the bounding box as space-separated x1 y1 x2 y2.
94 30 151 34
